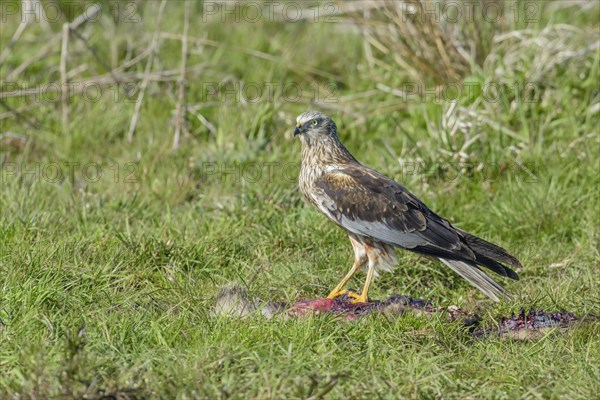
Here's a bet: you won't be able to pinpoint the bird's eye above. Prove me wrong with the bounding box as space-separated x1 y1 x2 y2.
311 120 318 126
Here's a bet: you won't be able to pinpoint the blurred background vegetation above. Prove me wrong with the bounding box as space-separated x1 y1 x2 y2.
1 1 599 398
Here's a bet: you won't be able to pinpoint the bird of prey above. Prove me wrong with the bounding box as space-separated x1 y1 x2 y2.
294 111 522 303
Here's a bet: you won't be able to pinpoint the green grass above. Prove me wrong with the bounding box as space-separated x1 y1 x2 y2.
1 1 599 398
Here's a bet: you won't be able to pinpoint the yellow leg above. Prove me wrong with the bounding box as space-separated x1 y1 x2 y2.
347 262 375 304
327 260 361 299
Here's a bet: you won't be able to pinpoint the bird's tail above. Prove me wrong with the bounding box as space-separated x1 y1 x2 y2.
439 258 511 302
460 230 523 274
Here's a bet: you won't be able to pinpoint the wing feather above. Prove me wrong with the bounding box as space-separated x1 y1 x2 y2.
312 166 471 257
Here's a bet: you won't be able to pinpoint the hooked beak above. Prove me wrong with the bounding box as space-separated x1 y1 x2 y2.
294 126 302 136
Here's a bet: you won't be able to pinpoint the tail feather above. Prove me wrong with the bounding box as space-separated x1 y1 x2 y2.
439 258 511 302
460 231 523 269
475 254 520 280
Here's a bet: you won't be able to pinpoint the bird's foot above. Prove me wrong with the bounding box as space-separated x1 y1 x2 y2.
327 289 369 303
327 289 356 299
327 288 347 299
345 291 369 304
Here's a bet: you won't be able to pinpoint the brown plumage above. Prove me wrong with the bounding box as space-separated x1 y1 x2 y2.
294 111 522 303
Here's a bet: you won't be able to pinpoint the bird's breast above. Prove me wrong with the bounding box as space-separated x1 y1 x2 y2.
298 165 322 204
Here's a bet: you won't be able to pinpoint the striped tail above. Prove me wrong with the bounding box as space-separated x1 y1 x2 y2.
439 258 512 302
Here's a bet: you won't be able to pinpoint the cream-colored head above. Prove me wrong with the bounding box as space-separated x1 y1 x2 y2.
294 111 338 145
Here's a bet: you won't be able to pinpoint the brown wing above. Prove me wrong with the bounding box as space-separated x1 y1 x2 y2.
311 164 520 280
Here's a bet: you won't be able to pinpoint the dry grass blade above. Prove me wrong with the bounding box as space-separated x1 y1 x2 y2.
60 23 70 134
172 0 191 151
0 64 209 100
5 3 101 81
127 0 168 143
341 0 505 85
0 0 35 67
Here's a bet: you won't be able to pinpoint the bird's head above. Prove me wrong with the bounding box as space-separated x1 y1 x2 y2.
294 111 338 145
